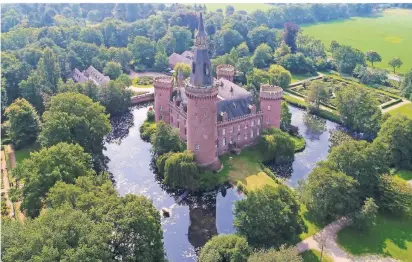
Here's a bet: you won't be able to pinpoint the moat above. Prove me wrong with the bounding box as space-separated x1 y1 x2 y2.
104 104 340 261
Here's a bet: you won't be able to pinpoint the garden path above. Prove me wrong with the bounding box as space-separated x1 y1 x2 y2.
297 217 398 262
1 150 15 218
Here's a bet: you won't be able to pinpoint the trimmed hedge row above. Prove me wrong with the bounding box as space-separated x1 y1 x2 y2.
381 98 403 110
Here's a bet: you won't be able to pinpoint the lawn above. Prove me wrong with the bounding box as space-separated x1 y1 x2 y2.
291 73 313 83
15 146 35 165
201 3 273 13
302 9 412 74
301 249 333 262
337 212 412 261
388 103 412 118
394 169 412 181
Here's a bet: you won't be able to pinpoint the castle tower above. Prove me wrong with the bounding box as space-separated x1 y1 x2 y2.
260 84 283 129
185 13 221 170
216 64 235 82
154 76 174 123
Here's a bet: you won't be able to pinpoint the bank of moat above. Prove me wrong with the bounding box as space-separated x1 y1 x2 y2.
153 13 282 170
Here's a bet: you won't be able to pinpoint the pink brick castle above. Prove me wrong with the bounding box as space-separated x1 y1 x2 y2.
154 13 283 170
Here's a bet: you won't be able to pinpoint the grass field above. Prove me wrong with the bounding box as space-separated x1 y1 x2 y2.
301 249 333 262
202 3 273 13
388 103 412 118
394 169 412 181
337 212 412 261
302 9 412 74
15 146 36 165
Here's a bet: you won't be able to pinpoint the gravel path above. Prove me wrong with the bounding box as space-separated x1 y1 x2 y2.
1 150 15 218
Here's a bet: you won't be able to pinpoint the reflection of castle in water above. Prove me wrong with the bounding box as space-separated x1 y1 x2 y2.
187 192 218 251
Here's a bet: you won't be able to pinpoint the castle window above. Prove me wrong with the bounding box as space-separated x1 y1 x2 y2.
177 114 179 120
216 139 218 147
251 130 254 138
222 128 226 135
185 128 187 135
177 122 180 128
267 119 270 124
230 137 233 144
160 105 163 110
245 123 248 129
238 125 240 131
251 120 254 127
268 105 271 111
192 62 196 74
171 116 173 123
223 138 226 146
160 115 163 120
237 134 240 141
244 133 247 140
257 128 260 136
196 126 199 130
195 144 200 151
204 63 209 76
230 126 233 133
258 119 261 125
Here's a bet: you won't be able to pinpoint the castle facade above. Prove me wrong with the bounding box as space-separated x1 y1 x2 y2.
154 13 283 170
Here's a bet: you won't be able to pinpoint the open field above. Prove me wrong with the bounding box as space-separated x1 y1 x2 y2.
302 9 412 74
201 3 273 13
337 213 412 261
388 103 412 118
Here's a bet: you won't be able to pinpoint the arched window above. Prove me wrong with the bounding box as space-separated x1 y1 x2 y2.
192 62 196 74
204 63 209 76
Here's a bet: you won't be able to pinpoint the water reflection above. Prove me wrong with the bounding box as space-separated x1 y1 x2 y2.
303 113 327 141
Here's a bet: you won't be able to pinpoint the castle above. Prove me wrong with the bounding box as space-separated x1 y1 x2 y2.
154 13 283 170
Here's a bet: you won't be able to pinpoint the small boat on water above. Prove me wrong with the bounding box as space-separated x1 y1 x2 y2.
161 208 171 217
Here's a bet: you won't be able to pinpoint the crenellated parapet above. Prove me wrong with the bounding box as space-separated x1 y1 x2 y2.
260 84 283 100
185 84 219 100
216 64 235 82
154 76 174 89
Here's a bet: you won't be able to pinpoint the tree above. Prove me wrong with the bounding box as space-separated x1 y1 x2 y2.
283 22 300 53
79 27 104 46
236 42 250 57
163 151 199 190
236 57 254 81
305 80 329 111
248 246 303 262
68 41 101 70
103 61 122 80
268 64 292 89
401 69 412 100
18 71 46 114
169 26 192 54
37 47 61 94
214 28 244 56
234 185 304 248
199 234 250 262
280 101 292 131
116 73 132 87
274 42 291 61
388 57 403 73
377 175 412 216
39 93 111 169
246 68 270 93
366 50 382 67
336 86 381 137
1 52 29 104
374 114 412 169
128 36 156 68
279 53 316 75
154 43 169 71
1 207 112 262
5 98 40 149
332 44 365 74
247 25 277 50
299 165 360 222
46 175 165 261
259 128 295 163
328 130 354 151
150 121 183 155
173 63 191 79
13 143 93 217
98 80 132 116
252 43 272 69
352 198 379 232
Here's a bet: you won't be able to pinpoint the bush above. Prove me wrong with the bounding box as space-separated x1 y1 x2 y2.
147 107 155 122
156 152 173 176
259 128 295 163
352 198 379 232
377 175 412 216
163 151 199 190
139 121 156 142
199 234 250 262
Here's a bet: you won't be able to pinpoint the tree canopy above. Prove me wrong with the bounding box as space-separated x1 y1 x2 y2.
199 234 250 262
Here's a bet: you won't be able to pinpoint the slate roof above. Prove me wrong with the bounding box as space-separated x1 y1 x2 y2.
181 50 194 59
216 95 253 121
84 66 110 86
216 78 250 100
169 53 192 68
72 68 87 84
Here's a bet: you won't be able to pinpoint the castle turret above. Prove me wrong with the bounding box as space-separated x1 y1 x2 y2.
216 64 235 82
260 84 283 129
154 76 174 123
185 13 221 170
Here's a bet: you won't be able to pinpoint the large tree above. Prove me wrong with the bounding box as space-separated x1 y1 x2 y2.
103 61 122 80
150 121 183 155
214 28 244 56
267 64 292 89
247 25 277 51
168 26 192 54
299 165 360 222
1 52 30 104
365 50 382 67
154 43 169 71
283 22 300 53
163 151 199 190
79 27 104 46
332 44 365 74
1 207 112 262
234 185 304 248
305 80 329 112
39 93 111 169
251 43 272 69
335 86 381 137
374 114 412 169
199 234 250 262
259 128 295 163
13 143 93 217
401 69 412 100
377 175 412 216
18 71 45 114
47 175 165 261
5 98 40 149
387 57 403 74
37 47 61 94
128 36 156 69
98 80 132 116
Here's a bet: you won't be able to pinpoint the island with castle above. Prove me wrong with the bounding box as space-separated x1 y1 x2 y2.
152 13 283 171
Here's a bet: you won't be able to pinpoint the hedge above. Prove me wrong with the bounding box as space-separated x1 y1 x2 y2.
381 98 403 109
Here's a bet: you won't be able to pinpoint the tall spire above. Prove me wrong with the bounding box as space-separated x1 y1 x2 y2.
189 12 213 87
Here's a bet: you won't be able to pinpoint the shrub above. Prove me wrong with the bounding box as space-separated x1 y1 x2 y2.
377 175 412 216
259 128 295 163
352 198 379 232
163 151 199 190
199 234 250 262
147 107 155 122
139 121 156 142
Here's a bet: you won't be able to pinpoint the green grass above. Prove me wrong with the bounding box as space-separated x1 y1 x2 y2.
201 3 273 13
302 9 412 74
337 212 412 261
395 169 412 181
301 249 333 262
15 146 35 165
299 204 323 241
291 73 314 83
388 103 412 118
